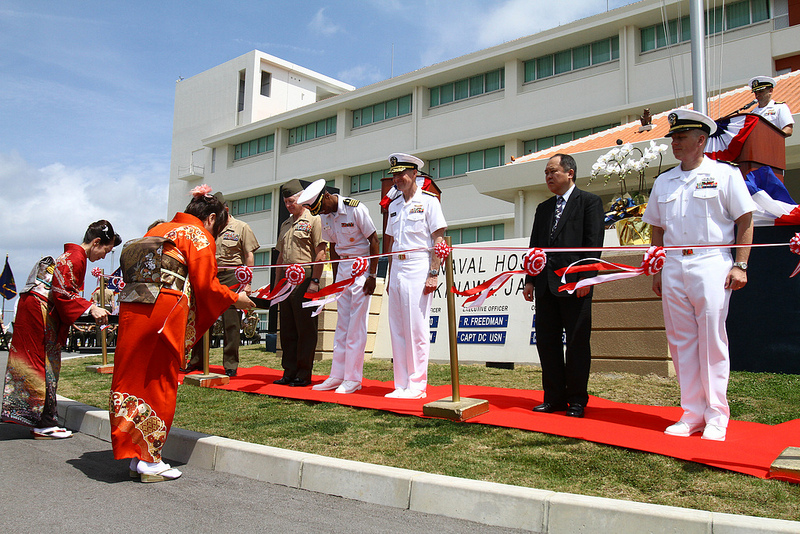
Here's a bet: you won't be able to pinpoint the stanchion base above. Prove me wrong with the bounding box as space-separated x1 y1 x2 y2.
182 373 230 387
770 446 800 478
423 397 489 421
85 364 114 374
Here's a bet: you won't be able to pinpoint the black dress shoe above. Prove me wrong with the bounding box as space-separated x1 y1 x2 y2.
225 369 237 377
289 378 311 387
180 364 202 374
532 402 567 413
273 376 292 385
566 403 585 418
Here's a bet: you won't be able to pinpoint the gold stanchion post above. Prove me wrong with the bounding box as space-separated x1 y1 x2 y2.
184 329 230 387
423 237 489 421
85 270 114 374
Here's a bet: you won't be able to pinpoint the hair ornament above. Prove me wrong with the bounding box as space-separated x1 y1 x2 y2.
190 184 213 199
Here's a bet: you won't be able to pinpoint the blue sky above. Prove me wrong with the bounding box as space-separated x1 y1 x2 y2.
0 0 636 318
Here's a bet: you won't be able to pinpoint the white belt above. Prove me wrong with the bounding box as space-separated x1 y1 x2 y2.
665 247 728 257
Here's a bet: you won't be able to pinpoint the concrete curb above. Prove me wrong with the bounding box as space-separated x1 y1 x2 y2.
56 396 800 533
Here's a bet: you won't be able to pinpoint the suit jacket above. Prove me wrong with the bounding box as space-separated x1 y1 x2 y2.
525 187 605 297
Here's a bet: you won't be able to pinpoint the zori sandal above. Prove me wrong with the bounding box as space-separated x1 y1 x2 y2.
137 461 182 483
31 427 73 440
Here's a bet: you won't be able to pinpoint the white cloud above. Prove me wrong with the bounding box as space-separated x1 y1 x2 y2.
308 7 344 37
337 64 385 86
0 150 168 313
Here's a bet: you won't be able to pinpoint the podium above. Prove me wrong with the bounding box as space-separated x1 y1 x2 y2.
724 113 787 179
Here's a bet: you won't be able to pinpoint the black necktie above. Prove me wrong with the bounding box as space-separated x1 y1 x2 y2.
551 196 565 240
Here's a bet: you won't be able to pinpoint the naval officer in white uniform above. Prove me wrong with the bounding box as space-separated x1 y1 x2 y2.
298 179 379 394
643 109 756 442
748 75 793 137
383 153 447 400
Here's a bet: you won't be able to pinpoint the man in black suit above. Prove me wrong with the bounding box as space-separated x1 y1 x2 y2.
523 153 604 418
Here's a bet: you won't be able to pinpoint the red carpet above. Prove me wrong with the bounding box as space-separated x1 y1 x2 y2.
181 365 800 483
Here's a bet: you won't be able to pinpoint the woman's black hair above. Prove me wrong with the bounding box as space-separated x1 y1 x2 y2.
83 220 122 247
185 194 228 238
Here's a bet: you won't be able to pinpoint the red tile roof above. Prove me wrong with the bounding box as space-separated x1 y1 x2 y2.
512 70 800 164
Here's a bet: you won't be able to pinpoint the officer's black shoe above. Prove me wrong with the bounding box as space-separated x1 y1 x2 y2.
566 403 585 418
532 402 567 413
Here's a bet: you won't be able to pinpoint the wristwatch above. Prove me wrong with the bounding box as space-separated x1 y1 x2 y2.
311 277 320 283
733 262 748 271
428 269 439 276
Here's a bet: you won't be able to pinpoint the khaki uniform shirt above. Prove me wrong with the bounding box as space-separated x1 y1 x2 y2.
277 210 325 264
216 215 260 267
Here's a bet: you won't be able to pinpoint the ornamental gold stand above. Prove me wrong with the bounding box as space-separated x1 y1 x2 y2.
86 271 114 374
770 447 800 479
183 330 230 387
423 237 489 421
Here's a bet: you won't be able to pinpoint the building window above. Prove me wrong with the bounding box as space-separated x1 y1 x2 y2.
640 0 769 53
429 68 505 108
523 123 619 154
353 95 412 128
238 71 246 112
230 193 272 216
524 37 620 82
260 71 271 97
288 116 337 145
428 146 505 179
350 169 389 194
446 224 505 245
233 134 275 161
253 251 271 266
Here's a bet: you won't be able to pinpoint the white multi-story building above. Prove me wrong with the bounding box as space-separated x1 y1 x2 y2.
169 0 800 299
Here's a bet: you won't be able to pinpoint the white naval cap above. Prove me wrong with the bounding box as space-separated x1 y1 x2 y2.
388 153 424 173
748 75 776 92
297 178 327 215
666 108 717 137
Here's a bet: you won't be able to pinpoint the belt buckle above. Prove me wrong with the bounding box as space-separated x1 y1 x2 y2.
682 249 694 256
398 254 406 260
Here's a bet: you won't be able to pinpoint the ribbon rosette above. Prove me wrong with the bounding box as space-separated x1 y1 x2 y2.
434 241 451 260
790 233 800 278
91 267 103 279
234 265 253 291
264 264 305 306
452 248 546 308
303 257 371 317
555 246 665 294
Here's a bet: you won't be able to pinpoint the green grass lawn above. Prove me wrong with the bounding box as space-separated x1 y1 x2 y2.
59 345 800 522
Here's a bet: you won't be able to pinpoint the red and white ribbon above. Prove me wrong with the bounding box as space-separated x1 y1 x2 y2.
234 265 253 291
434 241 451 260
265 264 305 306
303 257 371 316
555 246 666 294
790 233 800 278
452 248 547 308
91 267 103 279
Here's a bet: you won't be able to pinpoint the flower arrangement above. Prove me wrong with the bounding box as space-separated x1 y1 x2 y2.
588 140 668 246
589 140 668 200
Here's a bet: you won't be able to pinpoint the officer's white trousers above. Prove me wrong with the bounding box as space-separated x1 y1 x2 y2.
661 251 732 428
330 261 370 383
387 257 432 392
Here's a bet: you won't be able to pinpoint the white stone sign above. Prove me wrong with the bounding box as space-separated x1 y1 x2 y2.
373 237 543 365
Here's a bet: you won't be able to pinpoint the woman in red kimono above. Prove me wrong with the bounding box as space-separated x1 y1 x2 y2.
2 221 121 438
110 185 254 483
